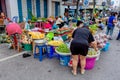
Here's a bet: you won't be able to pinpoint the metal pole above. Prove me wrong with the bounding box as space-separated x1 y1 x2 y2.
92 0 96 19
93 0 95 9
85 7 87 21
76 0 80 18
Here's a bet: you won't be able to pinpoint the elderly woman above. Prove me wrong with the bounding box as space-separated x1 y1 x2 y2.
70 21 98 75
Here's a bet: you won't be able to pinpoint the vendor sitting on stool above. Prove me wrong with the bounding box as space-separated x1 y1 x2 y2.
98 21 105 30
56 16 64 28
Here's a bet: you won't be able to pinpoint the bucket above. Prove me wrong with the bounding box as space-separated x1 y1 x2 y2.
23 44 32 51
85 57 96 70
101 42 110 51
60 55 70 66
96 50 101 61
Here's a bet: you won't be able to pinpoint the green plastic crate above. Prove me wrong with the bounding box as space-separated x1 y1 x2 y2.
23 44 32 51
61 35 68 41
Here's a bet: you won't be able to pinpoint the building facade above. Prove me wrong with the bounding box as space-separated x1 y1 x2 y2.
0 0 64 22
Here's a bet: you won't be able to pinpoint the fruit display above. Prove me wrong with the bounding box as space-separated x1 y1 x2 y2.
0 34 11 43
94 33 109 48
52 27 73 35
89 24 98 35
28 32 45 39
87 48 100 58
89 24 98 31
56 44 70 53
47 40 64 46
21 35 32 44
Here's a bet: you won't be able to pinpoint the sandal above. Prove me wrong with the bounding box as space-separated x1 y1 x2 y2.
81 69 85 75
72 70 77 76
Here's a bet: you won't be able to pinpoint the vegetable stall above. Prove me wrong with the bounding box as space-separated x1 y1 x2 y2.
1 15 110 70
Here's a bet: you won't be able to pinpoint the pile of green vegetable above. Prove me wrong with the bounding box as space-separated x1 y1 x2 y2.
56 44 70 53
0 34 11 43
89 24 98 31
88 48 97 56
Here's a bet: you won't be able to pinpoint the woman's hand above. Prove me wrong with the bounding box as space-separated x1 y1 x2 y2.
94 47 98 52
91 41 98 51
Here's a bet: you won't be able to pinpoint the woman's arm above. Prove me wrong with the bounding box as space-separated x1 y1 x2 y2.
88 33 98 51
90 41 98 51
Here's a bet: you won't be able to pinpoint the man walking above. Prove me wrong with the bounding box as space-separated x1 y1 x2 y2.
106 12 117 40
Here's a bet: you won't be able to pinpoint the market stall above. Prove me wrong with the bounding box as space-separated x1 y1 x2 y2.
1 13 110 71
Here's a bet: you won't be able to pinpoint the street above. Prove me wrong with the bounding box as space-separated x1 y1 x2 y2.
0 28 120 80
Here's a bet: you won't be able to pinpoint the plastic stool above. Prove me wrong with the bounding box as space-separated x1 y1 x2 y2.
34 44 48 61
12 16 18 23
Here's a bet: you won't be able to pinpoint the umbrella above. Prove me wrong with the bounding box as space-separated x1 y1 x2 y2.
6 23 22 35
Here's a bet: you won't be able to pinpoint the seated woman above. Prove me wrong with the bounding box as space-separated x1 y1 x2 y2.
0 12 10 26
52 23 58 29
56 16 64 28
98 21 105 30
44 20 52 30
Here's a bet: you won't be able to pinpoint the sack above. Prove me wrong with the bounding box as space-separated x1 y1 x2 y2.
116 22 120 29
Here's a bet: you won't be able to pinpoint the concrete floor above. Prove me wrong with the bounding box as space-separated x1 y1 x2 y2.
0 28 120 80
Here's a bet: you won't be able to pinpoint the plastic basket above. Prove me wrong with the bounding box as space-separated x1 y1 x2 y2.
85 57 96 70
46 32 54 41
60 55 70 66
23 44 32 51
101 42 110 51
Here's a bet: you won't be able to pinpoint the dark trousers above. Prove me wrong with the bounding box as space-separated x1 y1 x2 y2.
57 22 64 28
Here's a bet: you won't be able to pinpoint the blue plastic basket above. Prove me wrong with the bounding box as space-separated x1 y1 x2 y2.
60 55 70 66
101 42 110 51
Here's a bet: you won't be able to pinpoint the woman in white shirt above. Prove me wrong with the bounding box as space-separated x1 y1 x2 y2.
56 16 64 28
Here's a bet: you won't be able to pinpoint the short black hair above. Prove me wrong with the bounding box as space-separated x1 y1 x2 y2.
111 12 115 16
77 20 83 26
99 21 101 23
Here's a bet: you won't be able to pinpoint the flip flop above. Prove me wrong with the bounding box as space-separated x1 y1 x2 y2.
81 70 85 75
71 70 77 76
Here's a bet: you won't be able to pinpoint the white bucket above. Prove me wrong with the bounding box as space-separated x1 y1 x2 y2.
96 50 101 61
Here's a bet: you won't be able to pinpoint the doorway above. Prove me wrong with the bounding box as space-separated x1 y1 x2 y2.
0 0 7 14
55 2 60 17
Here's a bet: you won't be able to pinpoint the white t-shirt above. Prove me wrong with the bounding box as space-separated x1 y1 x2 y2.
56 18 63 25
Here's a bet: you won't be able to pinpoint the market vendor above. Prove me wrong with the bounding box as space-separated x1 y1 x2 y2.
98 21 105 30
44 20 52 30
0 12 10 25
70 21 98 75
56 16 64 28
6 22 22 51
